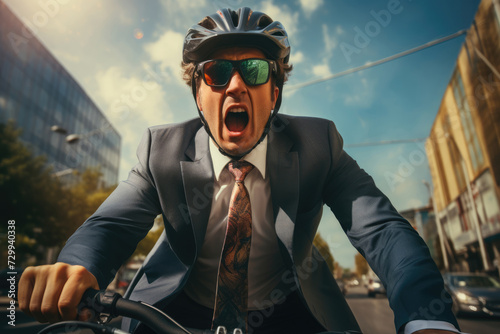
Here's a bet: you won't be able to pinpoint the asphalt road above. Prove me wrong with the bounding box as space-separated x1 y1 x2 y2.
346 285 500 334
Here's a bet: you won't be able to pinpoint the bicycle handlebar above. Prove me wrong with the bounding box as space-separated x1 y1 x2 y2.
35 288 361 334
81 289 214 334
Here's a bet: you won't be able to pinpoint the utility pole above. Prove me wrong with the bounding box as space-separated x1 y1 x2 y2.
493 0 500 31
422 180 449 271
446 134 490 271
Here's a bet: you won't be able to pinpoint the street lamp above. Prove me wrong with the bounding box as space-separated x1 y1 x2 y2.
50 125 68 135
51 125 109 144
422 179 449 271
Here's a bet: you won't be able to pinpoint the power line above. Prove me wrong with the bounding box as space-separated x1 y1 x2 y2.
286 29 468 92
344 138 427 148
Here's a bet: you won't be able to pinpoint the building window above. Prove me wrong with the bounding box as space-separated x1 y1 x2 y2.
442 111 467 192
451 69 484 173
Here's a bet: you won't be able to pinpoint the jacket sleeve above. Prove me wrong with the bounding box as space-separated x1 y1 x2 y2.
322 121 459 332
57 128 162 289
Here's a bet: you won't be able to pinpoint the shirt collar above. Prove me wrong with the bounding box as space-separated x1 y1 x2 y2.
209 136 267 181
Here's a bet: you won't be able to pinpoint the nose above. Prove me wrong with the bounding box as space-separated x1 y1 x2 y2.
225 70 247 97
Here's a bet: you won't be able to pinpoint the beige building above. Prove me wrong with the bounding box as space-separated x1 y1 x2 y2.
426 0 500 273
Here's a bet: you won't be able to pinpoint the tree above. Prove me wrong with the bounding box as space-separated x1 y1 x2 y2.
0 122 68 265
130 215 165 259
0 122 117 266
64 168 116 236
355 253 369 277
334 261 343 279
313 233 335 273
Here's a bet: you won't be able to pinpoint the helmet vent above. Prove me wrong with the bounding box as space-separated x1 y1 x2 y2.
230 10 239 27
257 15 273 29
271 30 285 36
199 16 216 30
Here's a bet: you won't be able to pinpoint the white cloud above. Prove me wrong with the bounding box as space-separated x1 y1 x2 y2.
343 74 374 107
322 24 338 54
406 198 424 209
299 0 324 17
144 30 185 86
175 0 208 10
292 51 304 64
157 0 209 30
260 2 299 38
336 25 344 35
312 59 332 77
95 66 175 178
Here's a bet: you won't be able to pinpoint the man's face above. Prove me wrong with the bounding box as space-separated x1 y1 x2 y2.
196 47 279 157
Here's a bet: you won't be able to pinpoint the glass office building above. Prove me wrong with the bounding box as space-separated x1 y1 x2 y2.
0 1 121 186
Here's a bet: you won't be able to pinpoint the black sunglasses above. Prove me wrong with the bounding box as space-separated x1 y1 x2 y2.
196 58 277 87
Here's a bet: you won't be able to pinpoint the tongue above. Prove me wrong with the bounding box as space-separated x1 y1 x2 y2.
225 112 248 132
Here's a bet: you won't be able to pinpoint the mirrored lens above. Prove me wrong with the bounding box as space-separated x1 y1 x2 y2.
240 59 270 85
203 60 233 86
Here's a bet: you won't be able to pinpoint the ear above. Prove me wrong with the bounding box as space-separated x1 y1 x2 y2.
272 86 279 109
196 89 202 111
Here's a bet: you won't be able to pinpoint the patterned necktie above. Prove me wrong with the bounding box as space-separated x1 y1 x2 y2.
212 160 254 331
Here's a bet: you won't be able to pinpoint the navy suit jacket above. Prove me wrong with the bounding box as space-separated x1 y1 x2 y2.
58 115 458 333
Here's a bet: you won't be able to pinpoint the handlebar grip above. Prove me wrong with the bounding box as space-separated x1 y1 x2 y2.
81 288 101 306
79 288 123 318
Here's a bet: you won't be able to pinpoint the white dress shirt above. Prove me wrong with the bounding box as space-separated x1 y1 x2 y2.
182 137 463 333
184 137 289 310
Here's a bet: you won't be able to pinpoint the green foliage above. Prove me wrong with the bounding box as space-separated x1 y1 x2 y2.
65 168 116 235
313 233 335 273
355 253 369 277
0 122 68 257
0 122 116 266
130 215 165 259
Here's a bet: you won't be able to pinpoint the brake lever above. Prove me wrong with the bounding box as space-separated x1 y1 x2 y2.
79 289 122 324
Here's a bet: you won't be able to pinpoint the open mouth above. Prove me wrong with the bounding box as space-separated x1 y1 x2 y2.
225 108 249 132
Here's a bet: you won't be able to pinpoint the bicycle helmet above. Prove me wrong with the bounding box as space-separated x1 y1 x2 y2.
183 7 291 160
183 7 290 64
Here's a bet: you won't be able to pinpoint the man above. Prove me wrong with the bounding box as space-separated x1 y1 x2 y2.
20 7 462 334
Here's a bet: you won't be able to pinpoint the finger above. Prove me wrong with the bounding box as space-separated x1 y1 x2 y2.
28 267 49 323
40 265 68 323
58 266 99 321
78 307 94 322
18 267 35 317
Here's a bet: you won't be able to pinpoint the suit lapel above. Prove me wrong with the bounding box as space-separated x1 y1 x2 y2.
180 127 214 258
267 122 299 260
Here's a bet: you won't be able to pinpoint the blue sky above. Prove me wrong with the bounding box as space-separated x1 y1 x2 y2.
4 0 481 269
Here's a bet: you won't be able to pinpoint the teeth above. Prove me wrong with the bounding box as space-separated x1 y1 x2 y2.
228 107 246 113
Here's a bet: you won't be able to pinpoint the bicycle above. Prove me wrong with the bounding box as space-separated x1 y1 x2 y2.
36 289 362 334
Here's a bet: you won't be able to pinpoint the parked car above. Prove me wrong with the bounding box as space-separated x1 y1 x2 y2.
367 278 386 298
115 262 142 294
336 279 347 296
443 272 500 317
